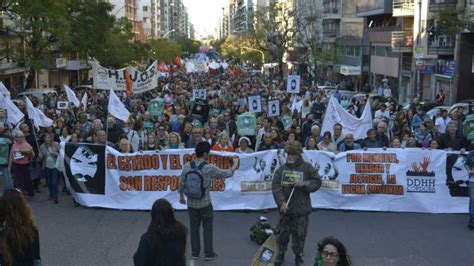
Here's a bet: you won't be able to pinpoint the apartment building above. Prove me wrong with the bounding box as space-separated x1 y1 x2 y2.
320 0 364 89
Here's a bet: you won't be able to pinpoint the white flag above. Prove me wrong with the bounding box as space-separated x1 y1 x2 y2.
25 97 53 130
0 81 11 96
81 92 88 111
321 96 372 141
108 89 130 122
64 84 80 107
0 93 24 127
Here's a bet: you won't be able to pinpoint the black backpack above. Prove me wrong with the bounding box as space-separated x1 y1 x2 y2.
184 161 207 199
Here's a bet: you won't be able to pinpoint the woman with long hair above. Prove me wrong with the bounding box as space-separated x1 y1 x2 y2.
314 236 351 266
134 198 187 266
212 132 234 152
0 189 41 265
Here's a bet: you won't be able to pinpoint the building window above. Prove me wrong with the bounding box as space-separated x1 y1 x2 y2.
143 6 148 12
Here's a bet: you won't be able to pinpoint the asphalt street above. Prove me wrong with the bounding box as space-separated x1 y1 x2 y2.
29 192 474 266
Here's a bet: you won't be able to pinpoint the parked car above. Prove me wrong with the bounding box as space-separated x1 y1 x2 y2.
352 93 390 110
403 101 444 112
448 102 469 116
427 106 449 120
16 88 57 103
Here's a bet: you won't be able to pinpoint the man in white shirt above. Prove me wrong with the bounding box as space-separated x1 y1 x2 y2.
374 104 389 120
435 109 451 134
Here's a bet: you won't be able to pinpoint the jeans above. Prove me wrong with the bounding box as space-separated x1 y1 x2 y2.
469 181 474 224
188 204 214 257
44 167 59 201
0 166 13 195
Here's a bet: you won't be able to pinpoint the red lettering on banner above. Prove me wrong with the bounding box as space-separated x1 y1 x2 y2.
160 155 168 170
107 154 116 169
170 155 182 169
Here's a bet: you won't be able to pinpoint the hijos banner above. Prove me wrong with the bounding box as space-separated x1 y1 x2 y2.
92 61 158 94
60 144 469 213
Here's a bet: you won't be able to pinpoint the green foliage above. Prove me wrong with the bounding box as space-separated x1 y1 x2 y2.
149 38 182 63
3 0 71 70
251 1 297 76
176 37 201 55
437 7 473 36
219 35 264 66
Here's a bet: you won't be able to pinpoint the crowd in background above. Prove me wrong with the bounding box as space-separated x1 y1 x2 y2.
0 66 471 202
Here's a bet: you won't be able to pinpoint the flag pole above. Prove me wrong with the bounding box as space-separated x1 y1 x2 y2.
29 119 41 155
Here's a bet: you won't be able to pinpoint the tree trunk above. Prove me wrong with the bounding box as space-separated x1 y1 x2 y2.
278 59 284 79
25 70 36 90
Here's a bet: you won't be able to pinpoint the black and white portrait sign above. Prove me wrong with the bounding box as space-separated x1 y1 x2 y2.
248 95 262 113
287 75 300 94
193 89 207 100
268 100 280 117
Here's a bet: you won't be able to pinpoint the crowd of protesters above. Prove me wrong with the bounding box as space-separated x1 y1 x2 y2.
0 65 472 202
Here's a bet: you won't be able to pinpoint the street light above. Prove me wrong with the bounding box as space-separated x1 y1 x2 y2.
241 46 265 64
162 29 176 39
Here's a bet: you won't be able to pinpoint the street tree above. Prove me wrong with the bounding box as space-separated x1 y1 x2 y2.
295 0 324 81
251 1 297 78
149 38 182 63
2 0 71 89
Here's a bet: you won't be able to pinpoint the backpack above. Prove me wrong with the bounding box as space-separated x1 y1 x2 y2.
184 161 207 199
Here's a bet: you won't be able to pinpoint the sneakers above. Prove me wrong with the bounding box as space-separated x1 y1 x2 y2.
205 253 218 261
295 255 304 266
191 255 199 260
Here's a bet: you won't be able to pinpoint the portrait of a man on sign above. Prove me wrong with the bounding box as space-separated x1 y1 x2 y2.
268 100 280 117
286 75 300 93
248 95 262 113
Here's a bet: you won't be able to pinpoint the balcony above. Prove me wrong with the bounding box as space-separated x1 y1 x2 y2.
427 34 455 55
429 0 458 12
367 26 401 43
323 7 340 19
393 0 414 16
356 0 393 16
391 31 414 52
323 29 338 38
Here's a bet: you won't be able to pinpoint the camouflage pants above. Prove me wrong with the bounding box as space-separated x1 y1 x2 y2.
277 215 309 257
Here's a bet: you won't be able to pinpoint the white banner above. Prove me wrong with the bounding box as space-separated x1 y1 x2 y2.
321 96 373 140
92 61 158 94
62 145 469 213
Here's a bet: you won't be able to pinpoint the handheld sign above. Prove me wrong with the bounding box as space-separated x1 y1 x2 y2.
248 95 262 113
287 75 300 94
57 101 68 110
148 98 165 116
268 100 280 117
237 112 257 136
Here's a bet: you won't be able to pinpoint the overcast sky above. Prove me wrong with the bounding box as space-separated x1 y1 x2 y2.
183 0 227 38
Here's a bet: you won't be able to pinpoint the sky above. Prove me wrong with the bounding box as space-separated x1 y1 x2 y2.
183 0 227 38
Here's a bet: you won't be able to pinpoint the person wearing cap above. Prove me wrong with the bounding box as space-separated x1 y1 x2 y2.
272 141 322 266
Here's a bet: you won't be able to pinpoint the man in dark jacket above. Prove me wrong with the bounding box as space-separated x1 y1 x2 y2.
272 141 322 266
